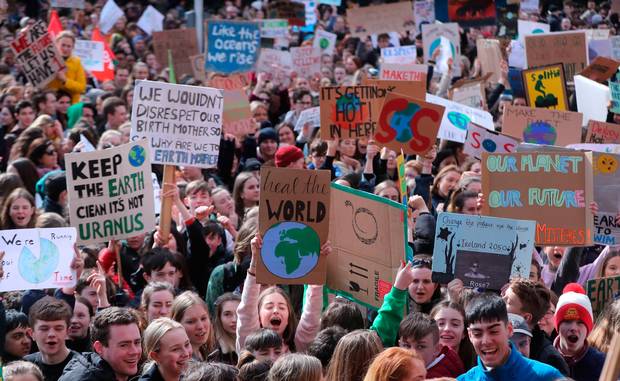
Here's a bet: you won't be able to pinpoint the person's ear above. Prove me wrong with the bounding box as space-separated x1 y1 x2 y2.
143 272 151 283
93 340 103 355
507 321 514 338
523 313 533 325
150 350 159 363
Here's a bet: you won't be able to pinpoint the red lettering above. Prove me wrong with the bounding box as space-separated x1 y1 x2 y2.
409 108 439 152
504 143 515 152
376 98 404 143
471 131 481 149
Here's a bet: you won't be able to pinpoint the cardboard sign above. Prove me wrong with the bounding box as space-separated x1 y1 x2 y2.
518 20 549 44
592 152 620 245
522 64 569 111
611 81 620 114
153 29 199 78
10 20 65 89
99 0 124 34
379 63 427 82
374 92 444 155
73 40 104 72
450 80 486 109
580 57 620 83
255 48 294 87
520 0 539 13
464 123 520 160
205 20 260 74
381 46 417 65
66 140 156 245
51 0 84 8
525 32 587 81
295 106 320 131
189 54 205 82
422 23 461 77
137 5 164 35
448 0 496 27
363 78 427 122
414 0 435 33
327 183 407 308
257 167 331 285
431 213 535 290
502 105 583 146
477 39 503 83
347 2 414 38
261 19 289 39
291 46 321 79
574 75 610 126
586 120 620 144
267 0 306 26
426 93 494 143
481 151 594 246
567 143 620 154
130 81 224 168
0 228 77 292
587 275 620 317
208 74 253 137
313 29 337 55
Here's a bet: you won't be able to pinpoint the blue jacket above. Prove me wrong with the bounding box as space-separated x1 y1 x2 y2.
457 342 564 381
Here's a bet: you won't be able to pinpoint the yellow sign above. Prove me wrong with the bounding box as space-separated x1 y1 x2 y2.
522 64 568 111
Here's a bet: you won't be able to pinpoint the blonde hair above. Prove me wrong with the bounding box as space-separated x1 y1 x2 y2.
30 114 55 130
363 347 425 381
143 317 185 357
55 30 75 43
268 353 322 381
140 282 175 327
3 361 44 381
171 291 216 359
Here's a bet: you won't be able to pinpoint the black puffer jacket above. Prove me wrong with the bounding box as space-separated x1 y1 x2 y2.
58 352 120 381
530 326 570 376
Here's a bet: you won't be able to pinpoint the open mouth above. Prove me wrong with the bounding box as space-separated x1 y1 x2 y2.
270 317 282 328
567 334 579 344
440 334 455 341
553 253 562 260
481 348 498 359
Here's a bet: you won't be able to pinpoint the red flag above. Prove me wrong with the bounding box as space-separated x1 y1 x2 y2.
48 10 62 39
91 27 115 82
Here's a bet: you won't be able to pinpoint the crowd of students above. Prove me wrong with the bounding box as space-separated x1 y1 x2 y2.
0 0 619 380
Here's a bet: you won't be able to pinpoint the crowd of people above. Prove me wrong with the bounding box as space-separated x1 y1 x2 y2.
0 0 619 380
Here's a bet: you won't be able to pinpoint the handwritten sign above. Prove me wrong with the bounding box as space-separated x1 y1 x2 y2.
66 140 155 245
414 0 435 33
189 54 205 82
291 46 321 79
477 39 503 83
525 31 587 81
580 56 620 83
422 23 461 77
611 80 620 114
502 105 583 146
153 29 199 78
347 2 414 38
73 40 104 72
587 275 620 317
381 46 417 65
482 151 594 246
432 213 535 290
295 106 320 131
379 63 427 82
130 80 224 168
256 48 293 87
426 93 494 143
10 20 65 88
464 123 519 160
611 36 620 60
257 167 331 285
374 91 444 155
522 64 568 110
592 152 620 245
450 80 486 109
206 20 260 74
586 120 620 144
0 228 77 292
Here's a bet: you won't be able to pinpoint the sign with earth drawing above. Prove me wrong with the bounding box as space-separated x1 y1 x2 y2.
502 105 583 146
257 167 331 285
522 64 569 111
426 93 494 143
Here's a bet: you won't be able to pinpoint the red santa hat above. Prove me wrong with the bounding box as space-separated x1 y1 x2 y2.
554 283 594 334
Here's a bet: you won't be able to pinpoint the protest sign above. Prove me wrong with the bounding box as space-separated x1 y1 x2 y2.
580 57 620 83
313 29 337 55
414 0 435 33
266 0 305 26
426 93 494 143
431 213 535 290
51 0 84 8
374 91 444 155
502 105 583 146
612 36 620 60
525 31 587 81
481 151 594 246
209 73 253 137
73 40 104 72
381 46 417 65
508 68 526 98
256 48 294 87
611 80 620 114
153 29 199 78
327 183 407 308
585 29 611 41
205 20 260 74
318 0 341 5
291 46 321 79
477 39 503 83
300 0 317 27
257 167 331 285
587 275 620 317
295 106 320 132
574 75 610 126
464 123 520 160
509 40 526 69
137 5 164 35
496 3 518 39
586 120 620 144
422 23 461 77
588 39 612 62
522 64 569 111
66 140 156 245
189 55 205 82
450 80 486 109
261 19 289 39
363 78 426 121
379 63 427 82
10 20 65 89
591 152 620 245
99 0 124 34
90 27 115 82
448 0 496 26
567 143 620 154
518 20 549 44
520 0 540 13
130 80 224 168
347 2 414 38
0 228 78 292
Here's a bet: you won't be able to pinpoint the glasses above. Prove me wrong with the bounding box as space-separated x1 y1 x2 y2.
412 258 432 268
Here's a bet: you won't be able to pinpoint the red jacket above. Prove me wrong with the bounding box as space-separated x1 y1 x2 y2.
426 345 466 379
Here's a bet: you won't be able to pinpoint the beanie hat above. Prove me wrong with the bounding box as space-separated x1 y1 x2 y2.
45 171 67 202
554 283 594 334
275 145 304 168
98 248 116 274
413 213 435 255
258 127 279 145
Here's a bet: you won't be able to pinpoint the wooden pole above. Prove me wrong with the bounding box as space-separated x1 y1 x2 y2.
600 331 620 381
158 165 175 245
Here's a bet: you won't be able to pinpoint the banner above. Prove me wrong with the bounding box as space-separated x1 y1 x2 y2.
426 93 494 142
525 31 587 81
464 123 519 160
522 64 569 110
291 46 321 79
130 80 224 168
587 275 620 317
586 120 620 144
91 27 115 82
205 20 260 74
447 0 496 26
379 63 427 82
0 228 77 292
73 40 104 72
431 213 535 290
374 91 444 155
66 140 156 245
481 151 594 246
502 105 583 146
347 2 414 38
257 167 331 284
327 183 407 308
592 152 620 245
261 19 289 39
381 46 417 65
10 20 65 89
422 23 461 77
153 29 199 78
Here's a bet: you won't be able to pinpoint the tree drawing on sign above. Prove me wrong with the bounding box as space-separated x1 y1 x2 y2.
345 200 378 245
534 75 558 108
508 234 521 273
437 227 456 275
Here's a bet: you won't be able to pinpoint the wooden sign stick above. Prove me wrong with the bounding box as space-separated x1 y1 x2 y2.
600 332 620 381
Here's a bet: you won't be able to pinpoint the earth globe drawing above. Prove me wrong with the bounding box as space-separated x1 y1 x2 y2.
128 145 146 167
261 222 320 279
18 238 59 284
